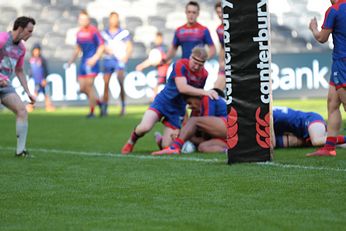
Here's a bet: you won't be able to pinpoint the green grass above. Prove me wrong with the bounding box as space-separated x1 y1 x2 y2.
0 99 346 231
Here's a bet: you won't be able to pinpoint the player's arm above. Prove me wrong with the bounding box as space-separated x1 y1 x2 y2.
204 29 216 59
68 45 81 66
207 45 216 60
163 45 178 63
309 17 332 43
15 66 35 104
123 40 133 64
136 58 151 71
175 77 218 99
87 43 105 67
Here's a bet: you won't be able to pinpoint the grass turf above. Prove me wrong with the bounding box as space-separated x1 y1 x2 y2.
0 99 346 230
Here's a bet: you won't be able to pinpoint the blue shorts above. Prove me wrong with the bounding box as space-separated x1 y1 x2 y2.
149 99 185 129
302 112 326 139
79 61 100 78
103 58 125 74
330 59 346 89
35 84 46 94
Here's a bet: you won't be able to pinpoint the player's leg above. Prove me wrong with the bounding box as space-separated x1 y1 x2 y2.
213 72 225 91
307 122 327 147
192 117 227 139
307 86 340 156
117 69 126 116
198 138 227 153
274 134 303 148
152 117 226 155
337 87 346 111
1 92 29 156
156 117 200 153
121 109 160 154
161 126 179 148
102 68 112 116
82 77 98 117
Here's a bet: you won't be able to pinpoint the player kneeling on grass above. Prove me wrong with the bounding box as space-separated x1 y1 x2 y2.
273 106 346 153
121 47 219 154
152 89 227 155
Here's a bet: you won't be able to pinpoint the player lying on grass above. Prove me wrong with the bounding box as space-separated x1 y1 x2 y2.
273 106 346 151
121 47 219 154
152 89 227 155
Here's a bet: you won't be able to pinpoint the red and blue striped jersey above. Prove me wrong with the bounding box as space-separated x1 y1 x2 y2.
173 22 214 59
322 0 346 59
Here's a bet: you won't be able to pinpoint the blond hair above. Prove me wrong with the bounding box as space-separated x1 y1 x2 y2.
191 46 208 62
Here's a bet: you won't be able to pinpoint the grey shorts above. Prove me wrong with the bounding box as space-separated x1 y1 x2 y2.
0 85 16 100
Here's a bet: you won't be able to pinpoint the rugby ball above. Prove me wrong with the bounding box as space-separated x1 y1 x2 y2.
181 141 196 154
148 48 162 66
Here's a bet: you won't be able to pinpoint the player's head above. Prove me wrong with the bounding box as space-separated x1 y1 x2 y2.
185 1 200 25
189 46 207 72
154 32 163 45
109 12 120 28
184 95 201 112
31 43 41 57
330 0 338 4
13 16 35 42
215 1 222 21
78 10 90 28
212 88 225 98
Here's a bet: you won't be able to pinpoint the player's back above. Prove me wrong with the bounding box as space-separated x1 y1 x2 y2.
273 106 313 138
323 1 346 59
200 95 227 118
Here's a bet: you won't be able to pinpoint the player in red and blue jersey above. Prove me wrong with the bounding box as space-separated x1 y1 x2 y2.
152 88 227 155
164 1 215 63
0 16 36 157
308 0 346 156
273 106 346 149
68 10 104 118
101 12 132 116
121 47 219 154
214 1 226 91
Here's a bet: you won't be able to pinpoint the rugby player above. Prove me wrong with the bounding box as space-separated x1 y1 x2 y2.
163 1 215 62
101 12 132 116
121 47 218 154
213 1 226 91
152 88 227 155
307 0 346 156
0 16 36 157
67 10 104 118
136 32 170 101
273 106 346 149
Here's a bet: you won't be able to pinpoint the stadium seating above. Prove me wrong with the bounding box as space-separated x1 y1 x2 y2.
0 0 331 61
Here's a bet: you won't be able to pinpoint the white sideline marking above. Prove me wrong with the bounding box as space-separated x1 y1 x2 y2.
0 146 223 163
258 162 346 173
1 146 346 172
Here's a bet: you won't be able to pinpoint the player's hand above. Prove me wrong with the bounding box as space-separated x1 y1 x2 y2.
0 79 9 87
86 57 97 67
309 17 318 31
206 89 219 100
41 79 47 87
28 93 36 104
136 64 143 71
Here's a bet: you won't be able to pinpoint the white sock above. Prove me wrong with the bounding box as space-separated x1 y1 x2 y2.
16 120 28 154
